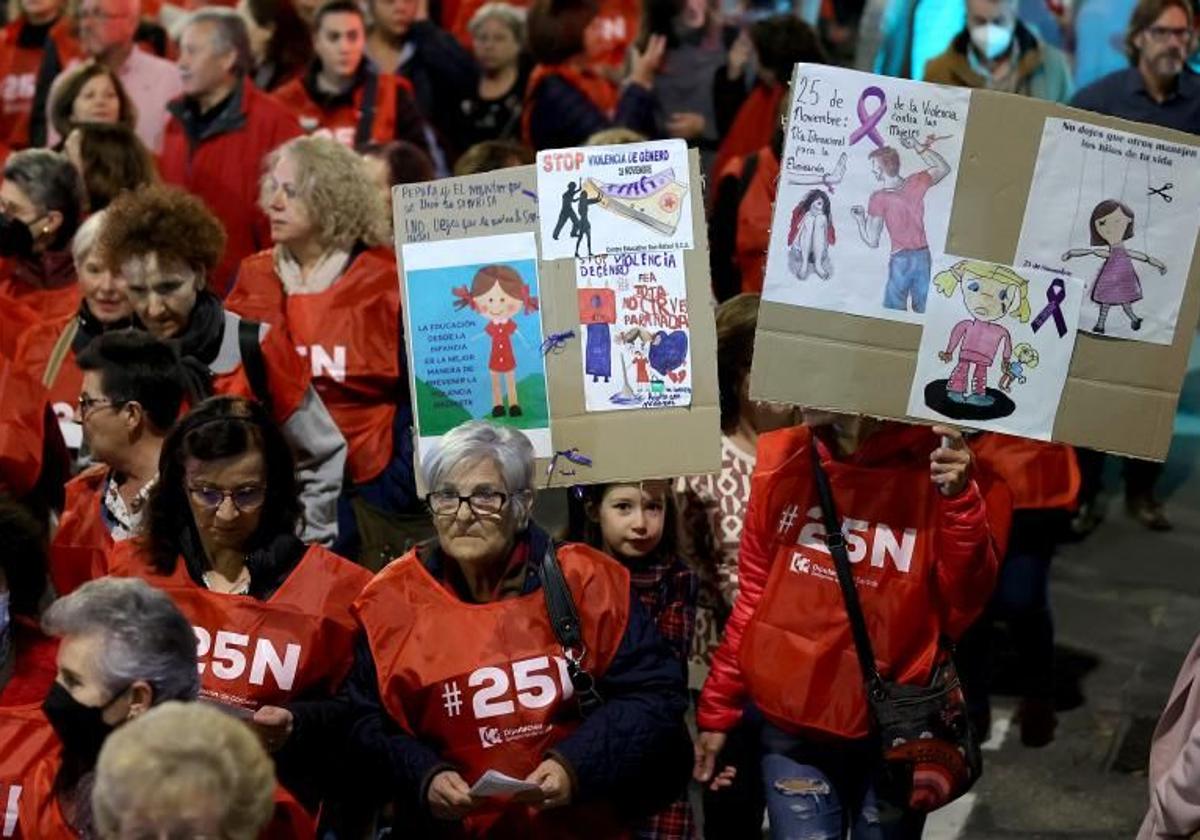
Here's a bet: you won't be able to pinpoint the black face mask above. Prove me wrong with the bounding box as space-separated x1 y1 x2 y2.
41 681 128 765
0 214 35 259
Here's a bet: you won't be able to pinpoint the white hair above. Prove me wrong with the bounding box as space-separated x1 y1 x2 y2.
468 2 527 43
72 208 108 267
422 420 536 526
42 577 200 703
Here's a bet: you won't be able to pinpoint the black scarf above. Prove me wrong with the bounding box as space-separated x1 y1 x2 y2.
160 291 225 404
179 526 307 601
71 301 135 354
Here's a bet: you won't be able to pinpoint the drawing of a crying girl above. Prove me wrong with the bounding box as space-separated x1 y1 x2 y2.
452 264 538 418
788 189 835 280
1062 199 1166 334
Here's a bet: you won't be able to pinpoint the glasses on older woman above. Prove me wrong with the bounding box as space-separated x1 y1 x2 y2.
426 489 508 517
187 484 267 513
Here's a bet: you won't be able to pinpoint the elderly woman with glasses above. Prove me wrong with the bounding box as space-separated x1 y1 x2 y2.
103 395 371 816
346 419 691 837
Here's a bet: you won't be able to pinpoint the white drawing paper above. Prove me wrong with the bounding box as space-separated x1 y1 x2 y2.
1014 117 1200 345
575 252 692 411
536 139 694 260
469 770 542 799
762 64 972 323
906 256 1084 441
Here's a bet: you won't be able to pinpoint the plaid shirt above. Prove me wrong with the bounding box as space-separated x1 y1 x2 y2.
628 554 698 840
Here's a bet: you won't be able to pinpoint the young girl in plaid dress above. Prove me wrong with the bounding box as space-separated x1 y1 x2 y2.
569 479 698 840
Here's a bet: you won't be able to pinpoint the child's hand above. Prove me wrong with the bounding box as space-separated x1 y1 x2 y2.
1154 259 1167 274
930 425 971 498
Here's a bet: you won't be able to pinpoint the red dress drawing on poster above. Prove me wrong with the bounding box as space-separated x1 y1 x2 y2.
453 264 539 417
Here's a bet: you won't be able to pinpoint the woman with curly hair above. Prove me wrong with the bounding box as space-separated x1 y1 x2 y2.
227 136 422 565
100 183 348 549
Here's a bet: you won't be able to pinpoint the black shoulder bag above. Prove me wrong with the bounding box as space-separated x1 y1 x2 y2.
540 544 604 716
237 318 274 416
810 446 981 813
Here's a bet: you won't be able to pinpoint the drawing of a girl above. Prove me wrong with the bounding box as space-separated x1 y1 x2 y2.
787 189 835 281
999 342 1039 392
934 260 1031 407
1062 199 1166 334
452 264 538 417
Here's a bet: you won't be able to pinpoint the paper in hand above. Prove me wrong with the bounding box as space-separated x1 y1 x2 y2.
469 769 543 799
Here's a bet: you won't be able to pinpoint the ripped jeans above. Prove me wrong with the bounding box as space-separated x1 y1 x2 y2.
760 724 925 840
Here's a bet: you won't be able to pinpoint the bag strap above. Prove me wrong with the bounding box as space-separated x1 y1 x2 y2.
540 543 603 715
355 68 379 150
738 151 759 203
237 318 273 415
43 318 80 388
809 443 885 698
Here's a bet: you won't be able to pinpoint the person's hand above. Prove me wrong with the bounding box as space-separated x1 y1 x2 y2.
938 350 953 363
524 758 573 809
850 205 865 220
628 34 667 88
667 112 706 139
899 133 916 149
428 770 478 820
727 29 753 80
930 425 971 498
1154 258 1167 274
250 706 293 753
693 731 733 790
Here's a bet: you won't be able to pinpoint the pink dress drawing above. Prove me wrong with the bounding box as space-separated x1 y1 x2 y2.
1090 244 1143 306
945 318 1013 397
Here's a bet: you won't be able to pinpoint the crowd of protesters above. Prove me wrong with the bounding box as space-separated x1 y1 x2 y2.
0 0 1199 838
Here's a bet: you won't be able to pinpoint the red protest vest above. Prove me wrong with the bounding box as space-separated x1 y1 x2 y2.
353 543 630 838
272 71 411 148
209 312 311 429
724 146 778 295
971 433 1080 512
50 465 112 596
12 313 81 440
0 17 77 148
0 703 57 840
522 64 618 146
105 541 371 712
712 83 784 193
737 426 996 740
229 248 400 483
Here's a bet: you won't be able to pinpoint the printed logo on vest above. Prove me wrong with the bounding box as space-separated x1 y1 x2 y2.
476 723 551 749
788 506 918 574
296 345 347 382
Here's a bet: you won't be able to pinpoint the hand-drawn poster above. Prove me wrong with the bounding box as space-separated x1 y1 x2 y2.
1013 117 1200 345
761 65 972 323
401 232 552 459
906 257 1084 440
536 139 694 260
575 252 692 411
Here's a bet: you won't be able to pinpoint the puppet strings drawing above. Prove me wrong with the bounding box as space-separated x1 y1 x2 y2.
452 264 538 417
575 169 690 239
1062 199 1166 334
923 260 1032 421
788 189 835 281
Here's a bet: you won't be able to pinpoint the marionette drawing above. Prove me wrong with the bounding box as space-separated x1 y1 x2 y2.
788 189 835 281
1062 199 1166 334
998 343 1039 392
452 264 538 418
850 134 952 314
922 260 1031 421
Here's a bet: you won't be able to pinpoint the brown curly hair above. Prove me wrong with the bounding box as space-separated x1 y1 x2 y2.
100 185 227 278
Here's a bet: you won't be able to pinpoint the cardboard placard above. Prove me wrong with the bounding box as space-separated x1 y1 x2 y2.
393 151 720 487
751 76 1200 461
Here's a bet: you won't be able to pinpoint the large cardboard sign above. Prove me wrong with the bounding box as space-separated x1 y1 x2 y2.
394 152 720 487
750 72 1200 460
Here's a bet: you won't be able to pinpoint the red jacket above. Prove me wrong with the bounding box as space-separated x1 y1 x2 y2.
159 79 302 297
971 434 1079 511
272 65 414 148
11 311 80 447
696 423 1002 739
0 354 51 500
228 247 401 484
0 254 79 336
720 146 776 295
712 83 784 193
50 464 111 596
0 621 59 840
0 16 77 148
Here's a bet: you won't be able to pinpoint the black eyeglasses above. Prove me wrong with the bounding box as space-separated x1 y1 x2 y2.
77 394 126 417
425 490 508 517
187 484 267 512
1146 25 1193 43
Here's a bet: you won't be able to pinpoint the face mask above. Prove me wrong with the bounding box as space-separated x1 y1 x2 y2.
0 214 35 259
969 22 1014 61
41 681 127 764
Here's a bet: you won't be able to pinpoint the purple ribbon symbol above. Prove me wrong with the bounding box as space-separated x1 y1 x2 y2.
1031 278 1068 337
848 86 887 148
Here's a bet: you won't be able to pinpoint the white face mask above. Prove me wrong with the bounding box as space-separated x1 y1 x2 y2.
970 22 1014 61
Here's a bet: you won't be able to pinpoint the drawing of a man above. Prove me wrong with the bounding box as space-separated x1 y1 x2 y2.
552 181 580 240
850 134 951 313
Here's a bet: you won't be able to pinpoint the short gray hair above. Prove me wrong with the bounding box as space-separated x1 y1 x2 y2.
468 2 527 44
184 8 254 77
42 577 200 703
423 420 535 526
71 208 108 267
4 148 85 249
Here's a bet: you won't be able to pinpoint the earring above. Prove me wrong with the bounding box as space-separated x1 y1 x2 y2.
41 226 49 235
